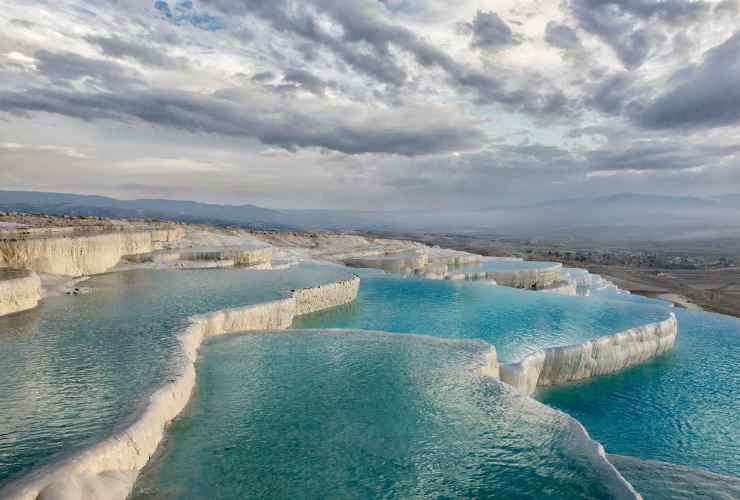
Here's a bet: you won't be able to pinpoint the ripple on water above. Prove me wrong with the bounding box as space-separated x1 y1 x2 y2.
293 275 670 362
538 308 740 480
0 264 352 487
132 330 636 500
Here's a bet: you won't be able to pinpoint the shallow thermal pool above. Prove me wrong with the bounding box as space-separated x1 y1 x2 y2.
132 330 636 500
4 262 737 498
538 307 740 481
293 272 670 362
0 263 350 487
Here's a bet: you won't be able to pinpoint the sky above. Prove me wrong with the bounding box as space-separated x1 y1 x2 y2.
1 0 740 209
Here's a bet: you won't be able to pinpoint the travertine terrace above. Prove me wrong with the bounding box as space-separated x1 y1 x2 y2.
0 224 184 276
496 313 678 396
0 276 360 500
0 270 41 316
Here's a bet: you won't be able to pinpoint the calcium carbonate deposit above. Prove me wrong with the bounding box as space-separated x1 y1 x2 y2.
0 270 41 316
0 228 184 276
1 229 738 500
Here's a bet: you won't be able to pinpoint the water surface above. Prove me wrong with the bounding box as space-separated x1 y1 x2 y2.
294 274 669 361
133 330 635 500
539 308 740 479
0 264 350 486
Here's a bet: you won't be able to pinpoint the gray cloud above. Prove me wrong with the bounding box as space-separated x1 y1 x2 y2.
279 69 337 96
715 0 740 16
201 0 566 115
459 11 517 50
545 22 582 52
567 0 710 68
584 142 740 172
251 71 275 82
9 18 36 28
637 31 740 129
86 35 185 68
590 73 636 115
0 87 483 156
33 50 142 90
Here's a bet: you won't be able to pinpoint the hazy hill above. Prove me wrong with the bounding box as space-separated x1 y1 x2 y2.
2 190 740 242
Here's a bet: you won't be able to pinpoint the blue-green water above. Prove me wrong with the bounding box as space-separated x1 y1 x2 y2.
0 264 350 487
539 308 740 479
606 454 740 499
132 330 635 499
4 262 740 498
294 274 669 362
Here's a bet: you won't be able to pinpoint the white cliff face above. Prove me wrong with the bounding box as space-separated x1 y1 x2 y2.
344 251 430 274
340 246 482 278
478 347 500 379
293 278 361 316
0 275 360 500
0 229 184 276
499 314 678 396
0 271 41 316
126 246 273 269
446 263 563 289
540 280 578 296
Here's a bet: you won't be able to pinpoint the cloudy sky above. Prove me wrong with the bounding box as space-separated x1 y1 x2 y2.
1 0 740 209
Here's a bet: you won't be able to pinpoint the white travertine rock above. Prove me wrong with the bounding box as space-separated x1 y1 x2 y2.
0 229 184 276
478 347 500 379
0 271 42 316
499 351 547 396
293 278 361 316
344 251 429 274
540 280 578 296
341 247 484 279
126 246 273 269
446 263 563 289
499 313 678 396
1 275 360 500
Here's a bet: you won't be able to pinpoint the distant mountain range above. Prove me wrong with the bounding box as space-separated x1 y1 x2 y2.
0 191 293 229
2 190 740 242
489 192 739 210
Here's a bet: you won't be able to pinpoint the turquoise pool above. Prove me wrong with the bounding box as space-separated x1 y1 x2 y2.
132 330 636 499
293 273 670 362
0 264 350 487
4 262 739 499
538 307 740 479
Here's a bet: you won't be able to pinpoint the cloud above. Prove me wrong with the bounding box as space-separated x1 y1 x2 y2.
636 31 740 129
567 0 710 68
715 0 740 16
590 72 637 115
459 10 518 50
0 142 90 159
251 71 275 82
200 0 565 115
0 87 484 156
545 22 582 52
3 0 740 208
33 50 142 90
584 142 740 172
266 68 339 96
86 35 185 68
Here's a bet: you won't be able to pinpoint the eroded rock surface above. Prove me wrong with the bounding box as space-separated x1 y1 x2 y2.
0 270 41 316
499 314 678 396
